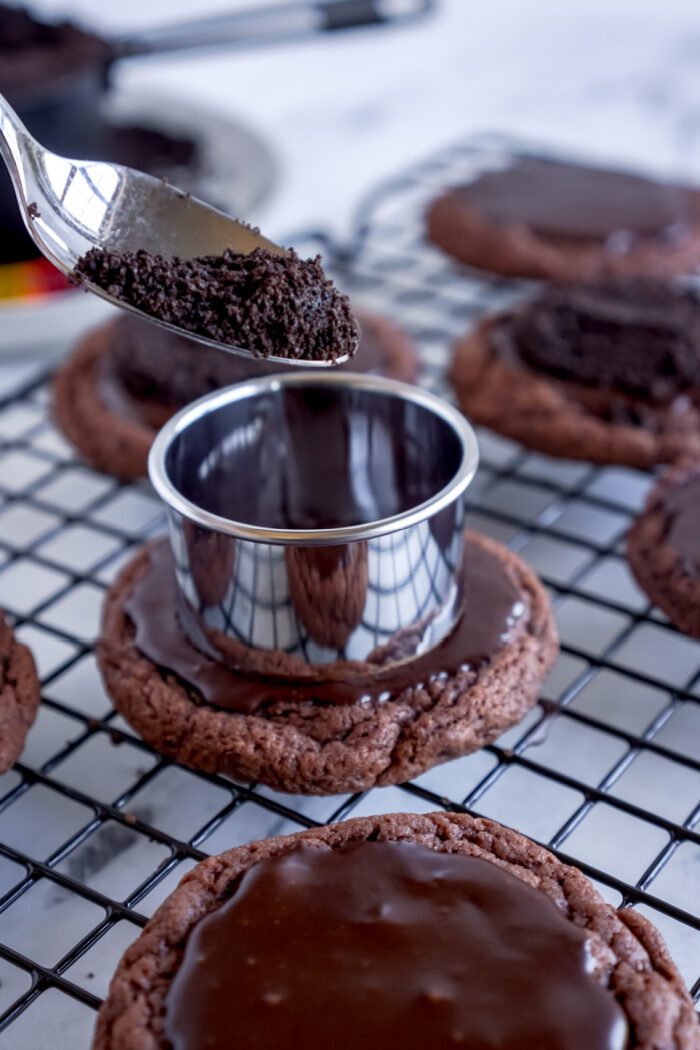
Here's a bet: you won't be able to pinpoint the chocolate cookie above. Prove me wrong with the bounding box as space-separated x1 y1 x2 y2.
0 612 40 772
426 154 700 280
451 279 700 467
92 810 700 1050
97 532 557 795
628 461 700 636
53 309 418 480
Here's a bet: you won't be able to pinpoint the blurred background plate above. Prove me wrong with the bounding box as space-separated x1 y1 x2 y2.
0 86 278 358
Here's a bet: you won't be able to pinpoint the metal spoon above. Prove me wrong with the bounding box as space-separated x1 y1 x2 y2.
0 92 353 367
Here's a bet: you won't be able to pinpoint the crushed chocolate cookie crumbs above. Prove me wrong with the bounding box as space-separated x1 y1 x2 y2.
73 247 359 362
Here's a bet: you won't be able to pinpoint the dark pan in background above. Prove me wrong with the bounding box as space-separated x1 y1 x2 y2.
1 0 434 261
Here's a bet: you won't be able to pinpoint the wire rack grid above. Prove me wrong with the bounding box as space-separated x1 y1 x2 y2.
0 136 696 1047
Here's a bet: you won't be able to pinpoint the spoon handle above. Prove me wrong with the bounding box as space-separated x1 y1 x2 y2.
0 94 31 205
111 0 432 59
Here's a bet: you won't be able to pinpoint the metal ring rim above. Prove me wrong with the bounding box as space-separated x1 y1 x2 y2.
148 371 479 546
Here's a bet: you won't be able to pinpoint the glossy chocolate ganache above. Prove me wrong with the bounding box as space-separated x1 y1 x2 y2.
73 247 358 362
490 280 700 419
97 311 390 427
123 537 525 712
164 840 628 1050
663 476 700 576
459 155 693 246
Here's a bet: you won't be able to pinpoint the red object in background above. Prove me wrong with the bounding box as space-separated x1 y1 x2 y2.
0 256 72 301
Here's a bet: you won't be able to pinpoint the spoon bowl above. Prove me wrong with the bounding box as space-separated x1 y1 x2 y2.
0 91 351 367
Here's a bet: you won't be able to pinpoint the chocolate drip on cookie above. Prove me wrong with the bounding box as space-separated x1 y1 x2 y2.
164 840 628 1050
73 247 358 362
123 537 524 712
493 280 700 405
457 155 691 244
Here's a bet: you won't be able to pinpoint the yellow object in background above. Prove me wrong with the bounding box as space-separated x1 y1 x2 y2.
0 257 70 300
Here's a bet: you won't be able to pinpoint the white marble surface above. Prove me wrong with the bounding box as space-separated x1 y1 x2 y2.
31 0 700 242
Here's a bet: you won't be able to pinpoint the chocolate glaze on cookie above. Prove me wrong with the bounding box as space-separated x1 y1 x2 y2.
73 247 358 362
450 278 700 466
98 532 557 793
123 537 524 712
457 156 691 244
494 280 700 404
428 156 700 281
53 310 417 481
92 812 700 1050
97 319 267 427
165 840 627 1050
663 476 700 575
98 310 389 425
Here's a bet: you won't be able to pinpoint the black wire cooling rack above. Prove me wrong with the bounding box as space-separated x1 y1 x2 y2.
0 136 698 1046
